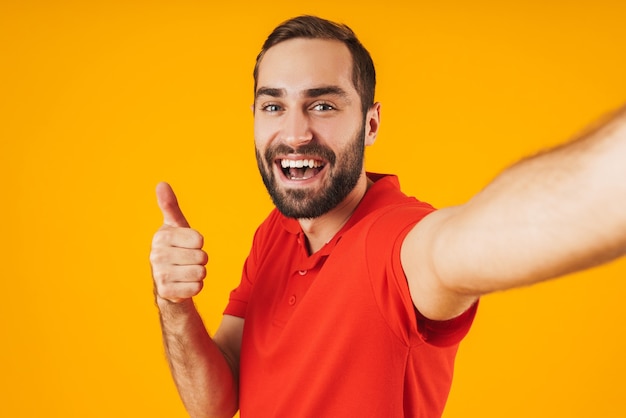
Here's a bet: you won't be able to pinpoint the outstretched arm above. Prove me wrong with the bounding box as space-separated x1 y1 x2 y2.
402 104 626 320
150 182 241 418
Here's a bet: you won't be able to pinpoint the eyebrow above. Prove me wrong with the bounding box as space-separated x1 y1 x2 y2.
255 87 284 99
304 86 348 99
255 86 349 100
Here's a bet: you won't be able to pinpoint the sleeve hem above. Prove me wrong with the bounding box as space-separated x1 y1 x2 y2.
416 300 479 347
223 299 248 318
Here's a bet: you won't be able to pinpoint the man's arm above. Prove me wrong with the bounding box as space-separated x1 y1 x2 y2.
157 300 242 418
150 182 241 418
402 105 626 321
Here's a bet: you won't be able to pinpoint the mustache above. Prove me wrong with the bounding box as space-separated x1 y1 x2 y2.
264 143 337 165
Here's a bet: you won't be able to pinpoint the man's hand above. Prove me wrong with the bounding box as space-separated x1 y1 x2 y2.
150 182 208 304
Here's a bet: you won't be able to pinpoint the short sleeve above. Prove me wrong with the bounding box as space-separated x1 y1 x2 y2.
223 256 254 318
222 209 286 319
367 203 479 347
223 224 265 318
415 300 478 347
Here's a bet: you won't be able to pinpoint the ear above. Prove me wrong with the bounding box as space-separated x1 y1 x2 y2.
364 102 381 146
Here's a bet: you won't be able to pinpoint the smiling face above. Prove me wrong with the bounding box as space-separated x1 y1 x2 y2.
254 38 379 219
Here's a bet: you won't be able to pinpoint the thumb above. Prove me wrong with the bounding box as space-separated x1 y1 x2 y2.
156 182 190 228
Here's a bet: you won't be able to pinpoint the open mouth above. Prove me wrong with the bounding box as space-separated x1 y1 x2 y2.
279 158 325 180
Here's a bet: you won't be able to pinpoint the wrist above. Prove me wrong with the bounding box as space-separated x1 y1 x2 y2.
155 293 196 315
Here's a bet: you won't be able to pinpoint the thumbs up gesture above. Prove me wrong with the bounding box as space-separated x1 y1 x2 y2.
150 182 208 304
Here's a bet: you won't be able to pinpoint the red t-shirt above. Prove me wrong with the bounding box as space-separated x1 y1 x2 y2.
225 174 477 417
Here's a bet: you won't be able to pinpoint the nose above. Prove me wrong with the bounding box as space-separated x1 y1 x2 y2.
280 108 313 147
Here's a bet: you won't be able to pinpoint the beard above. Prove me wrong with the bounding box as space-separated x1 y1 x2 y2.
256 124 366 219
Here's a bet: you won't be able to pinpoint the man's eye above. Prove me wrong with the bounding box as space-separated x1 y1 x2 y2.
263 104 281 112
312 103 334 111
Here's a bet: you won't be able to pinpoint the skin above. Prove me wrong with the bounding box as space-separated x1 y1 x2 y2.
151 183 240 418
150 37 626 417
253 38 380 251
403 109 626 320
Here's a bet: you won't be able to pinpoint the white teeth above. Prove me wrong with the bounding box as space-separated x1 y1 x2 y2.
280 159 322 168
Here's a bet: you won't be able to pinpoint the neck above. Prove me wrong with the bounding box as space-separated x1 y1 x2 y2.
298 173 372 254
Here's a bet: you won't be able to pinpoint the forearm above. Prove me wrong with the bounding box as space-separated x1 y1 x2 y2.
434 104 626 294
158 297 238 418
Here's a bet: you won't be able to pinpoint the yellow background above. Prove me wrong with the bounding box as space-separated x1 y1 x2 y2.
2 0 625 416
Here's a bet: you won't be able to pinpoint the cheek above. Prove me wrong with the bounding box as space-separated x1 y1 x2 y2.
253 121 269 149
313 119 355 143
253 117 279 148
321 120 363 149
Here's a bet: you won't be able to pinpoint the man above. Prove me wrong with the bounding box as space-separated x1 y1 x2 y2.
150 15 626 417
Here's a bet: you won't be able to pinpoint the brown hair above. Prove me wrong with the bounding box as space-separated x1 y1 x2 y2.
253 15 376 116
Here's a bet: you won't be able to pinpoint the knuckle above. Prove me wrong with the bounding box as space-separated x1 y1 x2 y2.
190 249 208 265
152 229 171 247
152 269 172 287
199 250 209 265
189 229 204 248
157 285 175 300
197 265 207 280
186 281 204 298
159 282 180 299
196 231 205 248
159 281 203 301
182 264 205 281
149 248 165 265
151 233 161 247
193 281 204 295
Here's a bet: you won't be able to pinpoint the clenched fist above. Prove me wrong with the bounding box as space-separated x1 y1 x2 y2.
150 182 208 304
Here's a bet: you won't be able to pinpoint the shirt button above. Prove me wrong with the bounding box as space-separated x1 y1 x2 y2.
288 295 297 305
298 270 307 276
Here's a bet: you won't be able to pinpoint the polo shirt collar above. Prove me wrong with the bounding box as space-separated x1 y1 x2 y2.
279 173 402 262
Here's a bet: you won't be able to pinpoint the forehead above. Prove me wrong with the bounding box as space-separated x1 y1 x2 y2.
256 38 355 95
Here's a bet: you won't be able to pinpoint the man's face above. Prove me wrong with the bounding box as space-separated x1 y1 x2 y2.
253 38 376 219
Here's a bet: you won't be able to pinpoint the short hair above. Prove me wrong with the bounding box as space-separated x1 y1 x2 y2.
253 15 376 116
